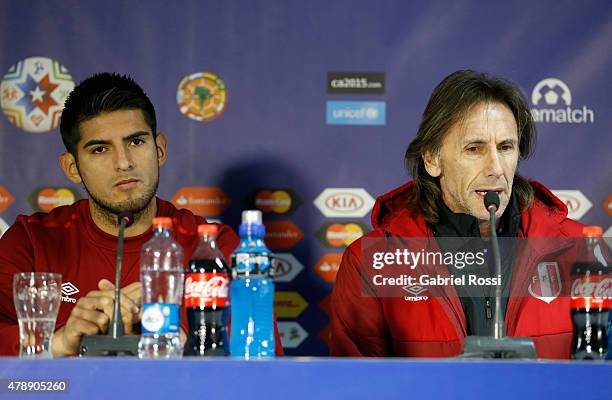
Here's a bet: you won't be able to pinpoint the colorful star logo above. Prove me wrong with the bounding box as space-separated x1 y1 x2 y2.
16 73 59 116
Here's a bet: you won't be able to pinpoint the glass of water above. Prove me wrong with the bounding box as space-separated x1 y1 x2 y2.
13 272 62 358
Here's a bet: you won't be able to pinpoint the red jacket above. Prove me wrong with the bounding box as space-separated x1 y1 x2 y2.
331 181 585 358
0 198 283 356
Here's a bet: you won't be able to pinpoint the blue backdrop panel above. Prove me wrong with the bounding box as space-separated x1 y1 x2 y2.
0 0 611 355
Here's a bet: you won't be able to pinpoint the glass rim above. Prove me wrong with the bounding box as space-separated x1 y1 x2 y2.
13 272 62 280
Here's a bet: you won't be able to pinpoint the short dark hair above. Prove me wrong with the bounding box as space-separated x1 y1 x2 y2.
59 73 157 156
404 70 537 224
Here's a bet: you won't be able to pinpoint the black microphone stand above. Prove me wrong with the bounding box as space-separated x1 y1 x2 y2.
80 212 140 356
460 192 536 359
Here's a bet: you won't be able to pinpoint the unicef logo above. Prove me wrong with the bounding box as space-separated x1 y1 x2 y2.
176 71 228 123
365 107 379 119
531 78 572 107
530 77 594 124
1 57 74 133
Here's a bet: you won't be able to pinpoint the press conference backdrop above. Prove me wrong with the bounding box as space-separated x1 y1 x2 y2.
0 1 611 356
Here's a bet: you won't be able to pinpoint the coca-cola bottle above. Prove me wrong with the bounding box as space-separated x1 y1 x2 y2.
184 224 230 356
570 226 611 360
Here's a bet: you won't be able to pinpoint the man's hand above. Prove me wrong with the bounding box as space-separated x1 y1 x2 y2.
52 280 142 356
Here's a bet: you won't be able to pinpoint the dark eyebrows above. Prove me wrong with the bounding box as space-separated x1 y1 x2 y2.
462 138 488 147
82 131 152 149
124 131 151 142
461 137 518 147
499 138 518 146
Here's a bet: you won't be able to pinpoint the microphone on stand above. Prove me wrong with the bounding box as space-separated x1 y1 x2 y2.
80 212 140 356
484 192 504 339
109 212 135 339
459 191 536 359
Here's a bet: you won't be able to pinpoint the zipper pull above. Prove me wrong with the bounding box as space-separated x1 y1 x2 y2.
485 298 492 319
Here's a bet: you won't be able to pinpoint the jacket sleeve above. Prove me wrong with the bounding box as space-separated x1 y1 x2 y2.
0 219 35 356
330 240 391 356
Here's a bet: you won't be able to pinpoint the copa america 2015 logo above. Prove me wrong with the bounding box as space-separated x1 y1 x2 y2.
1 57 75 133
176 71 227 122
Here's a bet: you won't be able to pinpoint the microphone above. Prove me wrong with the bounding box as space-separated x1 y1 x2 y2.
118 212 135 227
459 191 536 358
484 191 499 212
484 191 504 339
80 211 140 356
109 212 135 338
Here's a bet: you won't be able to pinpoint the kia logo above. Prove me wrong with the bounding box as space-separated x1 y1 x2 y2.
562 195 580 212
325 193 364 212
271 257 291 278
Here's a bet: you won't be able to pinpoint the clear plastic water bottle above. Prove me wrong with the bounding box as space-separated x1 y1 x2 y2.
230 210 275 359
138 217 185 359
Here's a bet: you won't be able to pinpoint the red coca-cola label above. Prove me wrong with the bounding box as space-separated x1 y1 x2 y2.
570 275 612 309
184 273 229 308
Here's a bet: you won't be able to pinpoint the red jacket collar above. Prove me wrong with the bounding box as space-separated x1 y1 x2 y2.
370 180 577 238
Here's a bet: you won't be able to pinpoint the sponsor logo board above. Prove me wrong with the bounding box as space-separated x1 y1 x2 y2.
603 194 612 217
530 78 594 124
263 220 303 250
1 57 74 132
314 253 342 282
0 217 9 239
250 189 302 215
314 188 375 218
177 71 227 122
171 187 231 216
327 72 385 94
270 253 304 282
316 222 367 248
0 185 14 213
326 101 385 126
273 291 308 318
552 190 592 220
277 321 308 349
28 187 81 212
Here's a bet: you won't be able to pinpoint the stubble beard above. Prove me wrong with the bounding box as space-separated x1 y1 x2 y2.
82 172 159 228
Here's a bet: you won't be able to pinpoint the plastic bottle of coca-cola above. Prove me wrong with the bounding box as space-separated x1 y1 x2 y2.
184 224 230 356
570 226 611 360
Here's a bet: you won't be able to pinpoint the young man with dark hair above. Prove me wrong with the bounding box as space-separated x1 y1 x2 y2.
0 73 248 356
331 70 585 359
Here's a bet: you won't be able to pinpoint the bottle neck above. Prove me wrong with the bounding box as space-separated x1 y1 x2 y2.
582 236 610 267
153 227 172 237
199 234 219 249
239 223 266 243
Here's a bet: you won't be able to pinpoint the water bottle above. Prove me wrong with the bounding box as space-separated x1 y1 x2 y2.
230 210 275 359
138 217 185 358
